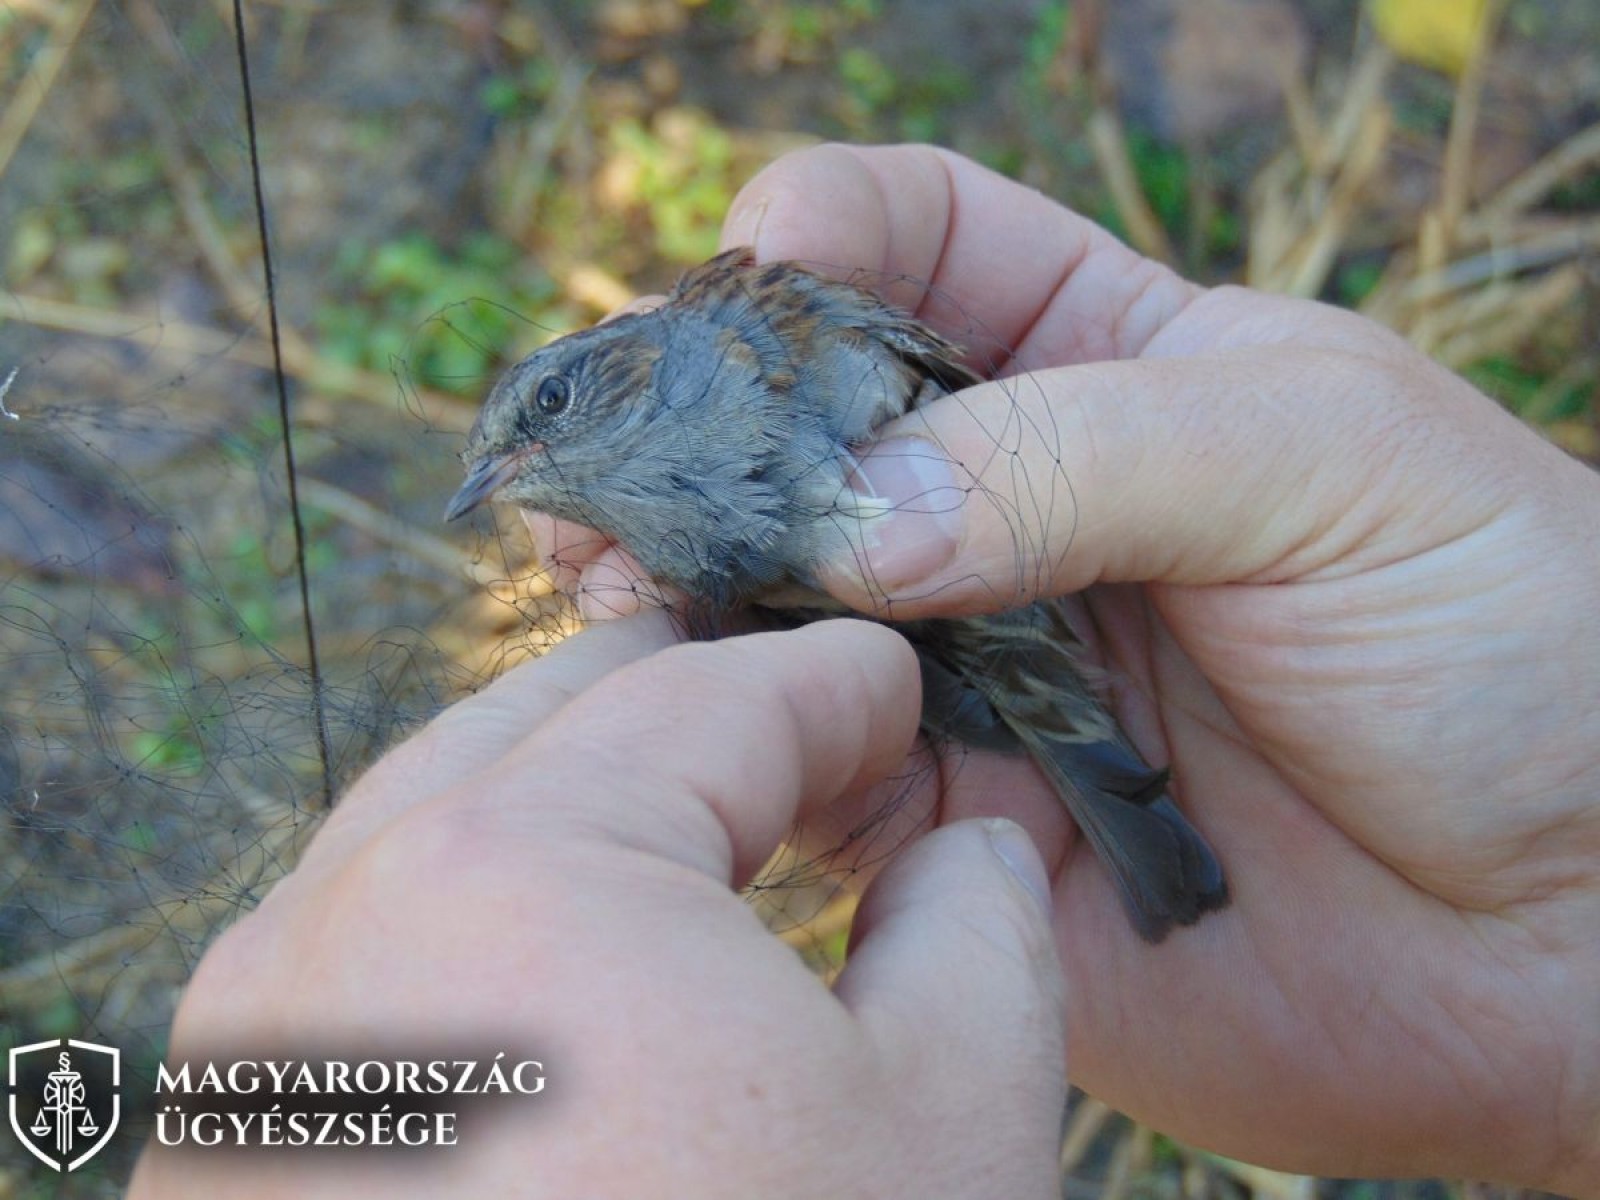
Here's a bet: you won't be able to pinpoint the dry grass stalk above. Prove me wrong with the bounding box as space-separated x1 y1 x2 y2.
1433 0 1505 246
137 67 474 430
494 59 593 248
1469 119 1600 233
1 289 472 432
1247 44 1393 296
1409 0 1507 354
1363 206 1594 364
1429 263 1584 370
1249 16 1594 383
1200 1153 1317 1200
1058 1095 1113 1176
1089 105 1178 266
0 0 98 183
294 477 546 593
0 811 311 1010
1400 217 1600 303
1100 1118 1153 1200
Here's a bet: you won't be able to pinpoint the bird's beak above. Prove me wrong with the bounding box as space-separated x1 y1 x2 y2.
444 449 527 522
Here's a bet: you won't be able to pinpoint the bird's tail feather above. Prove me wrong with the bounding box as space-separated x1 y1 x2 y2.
1016 729 1228 942
911 607 1229 943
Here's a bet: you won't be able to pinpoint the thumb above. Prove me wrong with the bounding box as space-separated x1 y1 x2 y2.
819 296 1531 614
836 820 1068 1194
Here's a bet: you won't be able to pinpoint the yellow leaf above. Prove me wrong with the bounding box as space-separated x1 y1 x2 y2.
1368 0 1490 77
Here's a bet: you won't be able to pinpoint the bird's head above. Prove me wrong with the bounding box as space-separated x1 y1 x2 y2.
445 315 662 522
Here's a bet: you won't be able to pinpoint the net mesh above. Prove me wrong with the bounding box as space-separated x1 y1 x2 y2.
1 0 1595 1193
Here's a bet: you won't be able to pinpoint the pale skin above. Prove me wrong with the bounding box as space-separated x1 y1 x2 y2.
133 145 1600 1197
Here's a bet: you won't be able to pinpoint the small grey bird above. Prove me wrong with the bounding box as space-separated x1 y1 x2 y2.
447 248 1228 941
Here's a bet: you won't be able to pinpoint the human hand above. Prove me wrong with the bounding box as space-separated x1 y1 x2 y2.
533 145 1600 1193
128 614 1069 1198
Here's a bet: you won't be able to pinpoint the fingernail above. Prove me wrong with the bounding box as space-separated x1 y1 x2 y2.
984 820 1055 920
721 197 769 253
827 436 965 597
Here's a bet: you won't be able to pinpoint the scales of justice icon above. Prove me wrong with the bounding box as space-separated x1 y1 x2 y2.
31 1050 100 1159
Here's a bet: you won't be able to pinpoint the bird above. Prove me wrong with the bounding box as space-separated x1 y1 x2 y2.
446 247 1228 942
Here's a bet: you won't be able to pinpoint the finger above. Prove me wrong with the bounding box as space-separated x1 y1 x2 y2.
520 513 683 620
785 732 1079 901
721 143 1200 372
835 819 1068 1194
522 512 613 592
818 315 1531 613
306 611 682 865
478 619 922 885
575 546 684 621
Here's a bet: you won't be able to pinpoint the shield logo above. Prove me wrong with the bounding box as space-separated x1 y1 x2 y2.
8 1038 121 1172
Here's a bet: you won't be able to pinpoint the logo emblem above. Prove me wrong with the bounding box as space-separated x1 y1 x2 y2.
8 1039 120 1172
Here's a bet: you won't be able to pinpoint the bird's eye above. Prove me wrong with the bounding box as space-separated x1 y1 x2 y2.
535 375 570 416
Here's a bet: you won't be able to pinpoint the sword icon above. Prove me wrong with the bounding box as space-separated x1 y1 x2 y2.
30 1051 97 1159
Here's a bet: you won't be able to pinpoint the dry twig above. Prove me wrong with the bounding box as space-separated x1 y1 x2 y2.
1088 106 1177 266
0 0 98 182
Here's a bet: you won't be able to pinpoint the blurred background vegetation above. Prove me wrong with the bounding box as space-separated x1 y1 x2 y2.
0 0 1594 1194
